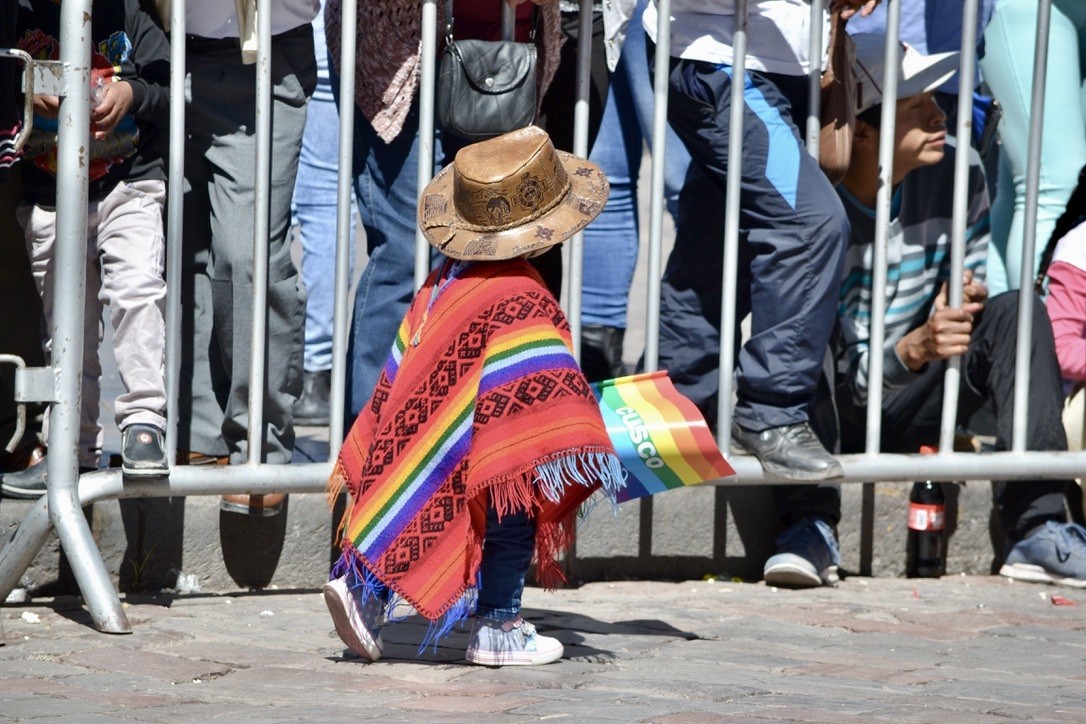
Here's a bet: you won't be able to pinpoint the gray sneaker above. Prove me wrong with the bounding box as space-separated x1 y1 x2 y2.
465 617 563 666
999 521 1086 588
121 424 168 477
323 576 384 661
763 518 841 588
731 422 844 482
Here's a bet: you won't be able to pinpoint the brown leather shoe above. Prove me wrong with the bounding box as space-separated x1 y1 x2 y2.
176 450 230 466
220 493 285 517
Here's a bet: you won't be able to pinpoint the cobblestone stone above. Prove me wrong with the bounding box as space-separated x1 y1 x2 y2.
2 576 1084 721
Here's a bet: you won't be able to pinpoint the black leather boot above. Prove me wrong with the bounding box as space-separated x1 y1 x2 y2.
580 325 626 383
294 369 332 426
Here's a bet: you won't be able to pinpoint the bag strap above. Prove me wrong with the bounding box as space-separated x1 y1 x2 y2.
444 0 539 45
445 0 456 45
825 9 848 72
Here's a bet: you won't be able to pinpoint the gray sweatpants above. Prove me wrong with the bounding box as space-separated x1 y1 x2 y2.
179 26 316 464
19 179 168 468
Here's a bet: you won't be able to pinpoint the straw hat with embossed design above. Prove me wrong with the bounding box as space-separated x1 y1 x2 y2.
418 126 610 261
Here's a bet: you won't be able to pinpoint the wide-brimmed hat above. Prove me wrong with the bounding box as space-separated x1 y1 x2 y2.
852 33 959 114
418 126 610 261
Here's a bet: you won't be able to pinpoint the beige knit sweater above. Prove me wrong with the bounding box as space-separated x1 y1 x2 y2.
325 0 564 144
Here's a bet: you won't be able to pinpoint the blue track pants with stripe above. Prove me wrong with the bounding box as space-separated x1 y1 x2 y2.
657 58 848 436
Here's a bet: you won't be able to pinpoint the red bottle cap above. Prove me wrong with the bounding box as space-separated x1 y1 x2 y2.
919 445 938 455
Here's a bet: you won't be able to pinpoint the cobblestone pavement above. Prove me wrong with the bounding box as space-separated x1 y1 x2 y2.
2 575 1084 721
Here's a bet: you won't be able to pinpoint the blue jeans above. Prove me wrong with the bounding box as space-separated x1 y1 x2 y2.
581 0 690 329
980 0 1086 296
293 67 357 373
331 91 469 423
476 507 536 621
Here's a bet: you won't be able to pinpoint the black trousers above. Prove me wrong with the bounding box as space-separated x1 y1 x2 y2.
789 291 1070 542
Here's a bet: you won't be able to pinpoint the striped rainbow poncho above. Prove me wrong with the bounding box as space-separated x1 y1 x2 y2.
329 258 624 636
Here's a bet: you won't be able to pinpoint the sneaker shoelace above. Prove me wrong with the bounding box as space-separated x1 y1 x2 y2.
497 619 537 646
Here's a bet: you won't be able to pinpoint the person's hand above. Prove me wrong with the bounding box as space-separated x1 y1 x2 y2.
961 269 988 312
835 0 880 20
896 282 974 370
90 80 133 139
32 94 60 119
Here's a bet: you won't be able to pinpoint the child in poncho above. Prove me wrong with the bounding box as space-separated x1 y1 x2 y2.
323 125 624 666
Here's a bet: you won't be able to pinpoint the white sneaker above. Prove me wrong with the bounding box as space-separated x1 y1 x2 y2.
763 518 841 588
323 576 384 661
465 617 563 666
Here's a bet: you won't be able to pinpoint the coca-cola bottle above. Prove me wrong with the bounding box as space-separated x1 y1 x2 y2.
906 445 946 578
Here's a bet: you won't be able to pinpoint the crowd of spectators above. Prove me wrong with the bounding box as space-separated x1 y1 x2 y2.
0 0 1083 590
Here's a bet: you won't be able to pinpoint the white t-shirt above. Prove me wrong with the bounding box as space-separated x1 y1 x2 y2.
643 0 828 76
1052 220 1086 274
186 0 320 39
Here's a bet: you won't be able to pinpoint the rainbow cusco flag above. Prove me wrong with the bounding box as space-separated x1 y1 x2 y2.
593 371 735 503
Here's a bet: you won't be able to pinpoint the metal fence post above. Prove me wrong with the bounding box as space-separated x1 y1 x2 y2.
164 0 187 466
1012 0 1052 453
565 0 595 361
805 0 824 157
329 0 358 456
47 0 131 634
643 0 672 373
859 0 902 577
415 0 439 291
938 0 980 455
245 0 274 465
715 0 748 455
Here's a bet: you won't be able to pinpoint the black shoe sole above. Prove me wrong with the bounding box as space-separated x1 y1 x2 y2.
0 484 47 500
121 464 170 478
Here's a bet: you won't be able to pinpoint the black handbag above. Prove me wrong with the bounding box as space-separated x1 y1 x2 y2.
437 0 538 141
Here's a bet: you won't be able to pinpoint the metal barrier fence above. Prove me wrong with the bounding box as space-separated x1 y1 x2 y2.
1 0 1082 634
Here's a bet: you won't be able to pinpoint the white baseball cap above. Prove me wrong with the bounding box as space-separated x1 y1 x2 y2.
851 33 960 114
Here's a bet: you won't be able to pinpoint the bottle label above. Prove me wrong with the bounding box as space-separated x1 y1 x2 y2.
908 503 945 531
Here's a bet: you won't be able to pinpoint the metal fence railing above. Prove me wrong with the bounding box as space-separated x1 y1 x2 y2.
0 0 1082 634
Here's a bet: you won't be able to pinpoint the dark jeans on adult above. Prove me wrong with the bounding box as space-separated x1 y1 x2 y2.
819 291 1070 544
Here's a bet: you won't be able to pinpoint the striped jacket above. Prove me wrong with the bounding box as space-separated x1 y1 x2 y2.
837 141 990 405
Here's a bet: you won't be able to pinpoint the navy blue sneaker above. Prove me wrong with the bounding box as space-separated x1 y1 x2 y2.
999 521 1086 588
763 518 841 588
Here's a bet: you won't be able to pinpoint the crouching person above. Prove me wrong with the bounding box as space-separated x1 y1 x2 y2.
765 33 1086 589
